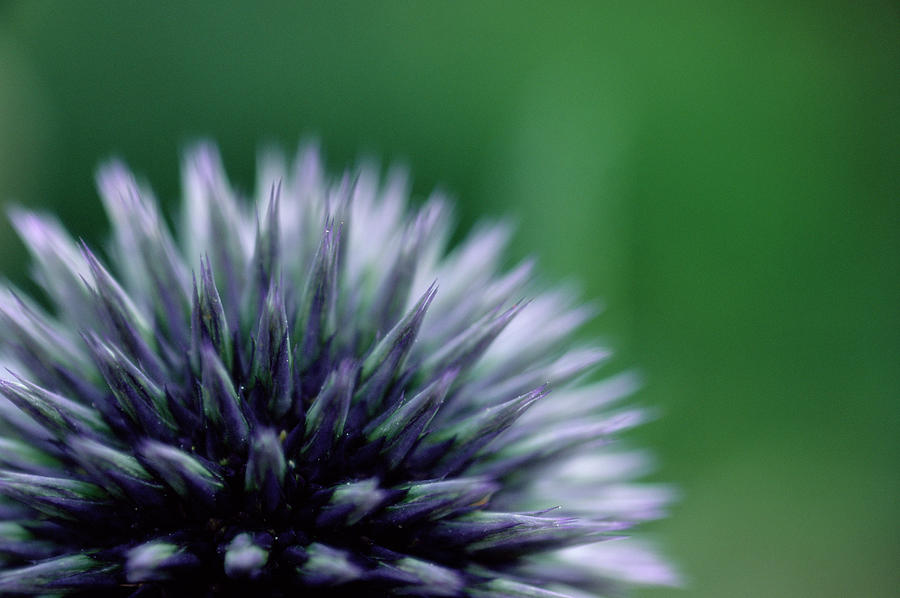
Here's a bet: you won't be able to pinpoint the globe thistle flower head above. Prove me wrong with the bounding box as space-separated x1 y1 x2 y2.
0 143 676 597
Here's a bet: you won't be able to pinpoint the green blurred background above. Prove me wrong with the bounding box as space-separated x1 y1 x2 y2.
0 1 897 596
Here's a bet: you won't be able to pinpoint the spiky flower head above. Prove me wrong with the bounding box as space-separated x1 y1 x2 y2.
0 143 675 597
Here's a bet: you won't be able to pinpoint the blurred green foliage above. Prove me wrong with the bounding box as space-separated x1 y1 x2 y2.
0 1 897 596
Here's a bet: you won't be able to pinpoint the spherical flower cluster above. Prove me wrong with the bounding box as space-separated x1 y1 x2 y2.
0 144 675 597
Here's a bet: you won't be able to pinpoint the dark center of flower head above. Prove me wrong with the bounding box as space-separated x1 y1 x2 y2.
0 144 674 597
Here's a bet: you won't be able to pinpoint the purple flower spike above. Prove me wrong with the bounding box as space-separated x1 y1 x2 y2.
0 143 676 596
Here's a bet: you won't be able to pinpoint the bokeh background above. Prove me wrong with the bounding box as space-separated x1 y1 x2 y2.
0 2 897 596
